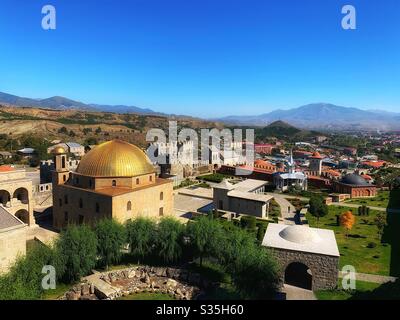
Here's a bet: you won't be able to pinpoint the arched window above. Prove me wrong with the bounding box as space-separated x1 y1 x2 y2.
64 195 68 204
160 192 164 201
89 179 93 188
96 203 100 213
79 198 83 209
127 201 132 211
63 175 67 182
112 180 117 187
136 178 139 185
62 156 66 169
159 207 164 216
149 175 153 182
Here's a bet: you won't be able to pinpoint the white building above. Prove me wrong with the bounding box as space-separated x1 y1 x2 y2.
213 179 273 219
273 151 308 191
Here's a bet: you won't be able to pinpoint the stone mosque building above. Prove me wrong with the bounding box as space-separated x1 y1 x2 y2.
52 139 174 230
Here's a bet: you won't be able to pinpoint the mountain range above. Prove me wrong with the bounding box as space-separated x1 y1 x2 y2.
0 91 156 115
1 91 399 130
218 103 400 130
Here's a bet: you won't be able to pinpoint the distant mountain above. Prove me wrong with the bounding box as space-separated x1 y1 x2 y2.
218 103 400 130
0 91 156 114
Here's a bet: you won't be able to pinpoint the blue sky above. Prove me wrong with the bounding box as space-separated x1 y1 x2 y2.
0 0 399 117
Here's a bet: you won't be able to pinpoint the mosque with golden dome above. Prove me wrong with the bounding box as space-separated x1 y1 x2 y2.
51 140 173 229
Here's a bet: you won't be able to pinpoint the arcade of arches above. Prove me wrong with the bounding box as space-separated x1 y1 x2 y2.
0 173 34 226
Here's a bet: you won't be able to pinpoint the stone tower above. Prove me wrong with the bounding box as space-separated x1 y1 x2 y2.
51 146 69 185
309 152 323 176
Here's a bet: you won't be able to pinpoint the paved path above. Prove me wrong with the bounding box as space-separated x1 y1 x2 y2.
267 193 297 225
330 202 387 212
338 271 398 284
282 284 317 300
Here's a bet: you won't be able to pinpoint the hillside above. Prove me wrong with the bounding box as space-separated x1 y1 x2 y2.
254 120 320 142
0 105 224 148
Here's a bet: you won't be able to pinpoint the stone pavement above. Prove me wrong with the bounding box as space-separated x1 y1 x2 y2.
282 284 317 300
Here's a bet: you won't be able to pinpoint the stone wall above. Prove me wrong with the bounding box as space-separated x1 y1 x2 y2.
269 247 339 291
0 225 26 274
62 266 215 300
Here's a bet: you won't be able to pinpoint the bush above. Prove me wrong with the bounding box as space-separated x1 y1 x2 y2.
0 242 62 300
240 216 257 230
367 242 377 249
56 225 98 282
95 219 126 268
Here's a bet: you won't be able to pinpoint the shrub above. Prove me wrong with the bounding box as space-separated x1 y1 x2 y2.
367 242 377 249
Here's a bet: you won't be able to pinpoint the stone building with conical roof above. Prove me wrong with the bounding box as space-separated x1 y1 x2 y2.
51 140 173 230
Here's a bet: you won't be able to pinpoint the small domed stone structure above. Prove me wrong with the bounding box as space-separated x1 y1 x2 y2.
263 224 339 291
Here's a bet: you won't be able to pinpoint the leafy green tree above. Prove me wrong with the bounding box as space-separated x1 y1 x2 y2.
58 126 68 134
231 246 279 299
374 213 387 238
155 217 185 263
309 195 328 226
126 217 156 262
56 224 98 282
95 219 126 269
186 216 223 266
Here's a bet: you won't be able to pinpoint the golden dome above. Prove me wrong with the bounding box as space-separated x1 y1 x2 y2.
76 140 155 177
52 146 67 154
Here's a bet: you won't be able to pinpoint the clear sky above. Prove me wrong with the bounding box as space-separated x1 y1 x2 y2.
0 0 399 117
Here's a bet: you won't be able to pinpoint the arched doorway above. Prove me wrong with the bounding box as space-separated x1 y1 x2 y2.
0 190 11 206
13 188 29 204
284 262 313 290
15 209 29 224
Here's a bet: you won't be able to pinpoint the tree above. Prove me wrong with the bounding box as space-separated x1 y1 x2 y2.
58 126 68 134
69 130 76 137
126 217 156 263
95 219 126 269
186 216 223 266
374 213 387 238
56 224 98 282
231 246 279 299
155 217 185 263
95 127 102 134
309 195 328 226
340 211 356 237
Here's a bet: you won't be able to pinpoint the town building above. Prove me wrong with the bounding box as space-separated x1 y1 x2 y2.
0 168 34 226
48 142 85 157
213 179 272 219
273 152 308 192
52 140 174 229
332 173 377 198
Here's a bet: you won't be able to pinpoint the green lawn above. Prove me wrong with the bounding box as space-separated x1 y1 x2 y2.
316 280 381 300
118 292 175 300
344 190 400 209
307 206 392 275
41 283 74 300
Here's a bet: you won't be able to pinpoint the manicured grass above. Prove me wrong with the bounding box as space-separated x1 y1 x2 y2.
118 292 175 300
316 280 381 300
307 206 392 275
344 190 400 209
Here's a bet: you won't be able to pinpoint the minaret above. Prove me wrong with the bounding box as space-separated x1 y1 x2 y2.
287 150 295 174
51 146 69 185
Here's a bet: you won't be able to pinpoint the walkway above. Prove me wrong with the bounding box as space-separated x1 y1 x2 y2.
266 193 297 225
338 271 398 284
282 284 316 300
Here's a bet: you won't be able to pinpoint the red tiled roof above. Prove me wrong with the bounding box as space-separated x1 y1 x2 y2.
0 165 14 172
